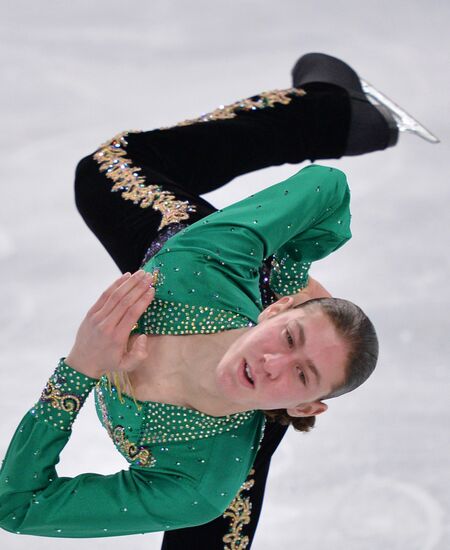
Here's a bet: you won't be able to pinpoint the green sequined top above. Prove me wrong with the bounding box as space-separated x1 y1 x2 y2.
134 165 351 335
0 164 351 538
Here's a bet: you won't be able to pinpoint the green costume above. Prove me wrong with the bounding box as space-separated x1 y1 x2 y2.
0 164 351 537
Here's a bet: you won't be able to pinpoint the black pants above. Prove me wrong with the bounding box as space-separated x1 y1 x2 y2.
75 84 351 548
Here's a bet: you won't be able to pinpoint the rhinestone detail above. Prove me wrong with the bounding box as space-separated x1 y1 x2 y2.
162 88 306 128
30 359 97 431
270 256 311 296
93 131 197 230
134 297 255 335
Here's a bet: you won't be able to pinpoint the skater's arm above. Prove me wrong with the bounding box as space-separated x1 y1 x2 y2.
264 166 351 296
0 360 220 537
0 273 222 537
153 165 351 310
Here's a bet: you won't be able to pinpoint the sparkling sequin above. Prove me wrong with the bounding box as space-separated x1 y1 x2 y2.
39 381 81 413
96 377 260 470
222 469 256 550
270 255 311 296
93 132 196 229
95 383 155 467
112 426 154 467
139 401 256 445
97 376 257 448
135 297 255 335
140 224 189 267
30 360 96 431
162 88 306 128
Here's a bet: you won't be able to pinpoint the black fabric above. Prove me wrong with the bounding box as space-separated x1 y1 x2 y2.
75 85 351 273
124 84 351 194
75 154 217 273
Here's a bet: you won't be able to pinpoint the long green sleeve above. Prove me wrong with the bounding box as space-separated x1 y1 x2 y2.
144 164 351 324
0 166 347 538
267 165 351 295
0 360 223 537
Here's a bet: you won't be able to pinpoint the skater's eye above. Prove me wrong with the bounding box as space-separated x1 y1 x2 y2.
296 367 306 385
285 329 294 348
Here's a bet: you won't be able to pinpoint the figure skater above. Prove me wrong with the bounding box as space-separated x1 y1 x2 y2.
0 53 437 548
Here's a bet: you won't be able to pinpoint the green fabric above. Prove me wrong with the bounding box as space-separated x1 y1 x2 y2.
0 360 265 537
137 164 351 334
0 164 351 538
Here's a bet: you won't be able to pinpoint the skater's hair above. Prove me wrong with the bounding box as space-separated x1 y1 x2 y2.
262 297 378 432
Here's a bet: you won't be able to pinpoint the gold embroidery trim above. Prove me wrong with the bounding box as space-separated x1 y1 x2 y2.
113 426 155 468
93 131 197 230
93 89 305 228
95 383 155 468
165 87 306 128
223 469 256 550
40 380 82 413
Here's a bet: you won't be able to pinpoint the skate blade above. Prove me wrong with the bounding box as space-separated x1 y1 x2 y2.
360 78 440 144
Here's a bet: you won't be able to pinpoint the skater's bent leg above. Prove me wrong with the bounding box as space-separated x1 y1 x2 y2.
124 83 351 195
74 154 216 273
74 84 351 271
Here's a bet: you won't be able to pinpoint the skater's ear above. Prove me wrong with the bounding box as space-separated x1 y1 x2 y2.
286 401 328 417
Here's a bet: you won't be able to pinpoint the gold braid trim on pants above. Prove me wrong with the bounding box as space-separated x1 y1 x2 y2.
163 87 306 128
222 469 256 550
93 88 306 230
93 131 197 230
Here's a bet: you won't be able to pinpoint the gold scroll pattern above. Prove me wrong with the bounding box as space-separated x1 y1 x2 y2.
95 383 155 468
40 380 82 413
222 469 256 550
93 131 197 230
112 426 155 468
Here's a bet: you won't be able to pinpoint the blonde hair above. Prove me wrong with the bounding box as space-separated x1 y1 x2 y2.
104 270 160 411
105 370 143 411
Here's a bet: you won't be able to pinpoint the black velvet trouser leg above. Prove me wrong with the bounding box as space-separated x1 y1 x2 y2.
74 85 351 549
74 84 350 274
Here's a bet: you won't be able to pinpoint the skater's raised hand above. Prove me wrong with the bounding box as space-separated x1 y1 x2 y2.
65 270 156 379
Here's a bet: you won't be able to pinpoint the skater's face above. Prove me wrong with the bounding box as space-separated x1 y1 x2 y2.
216 300 349 417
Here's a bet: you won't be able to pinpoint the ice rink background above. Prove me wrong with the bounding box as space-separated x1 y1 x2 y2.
1 1 449 548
